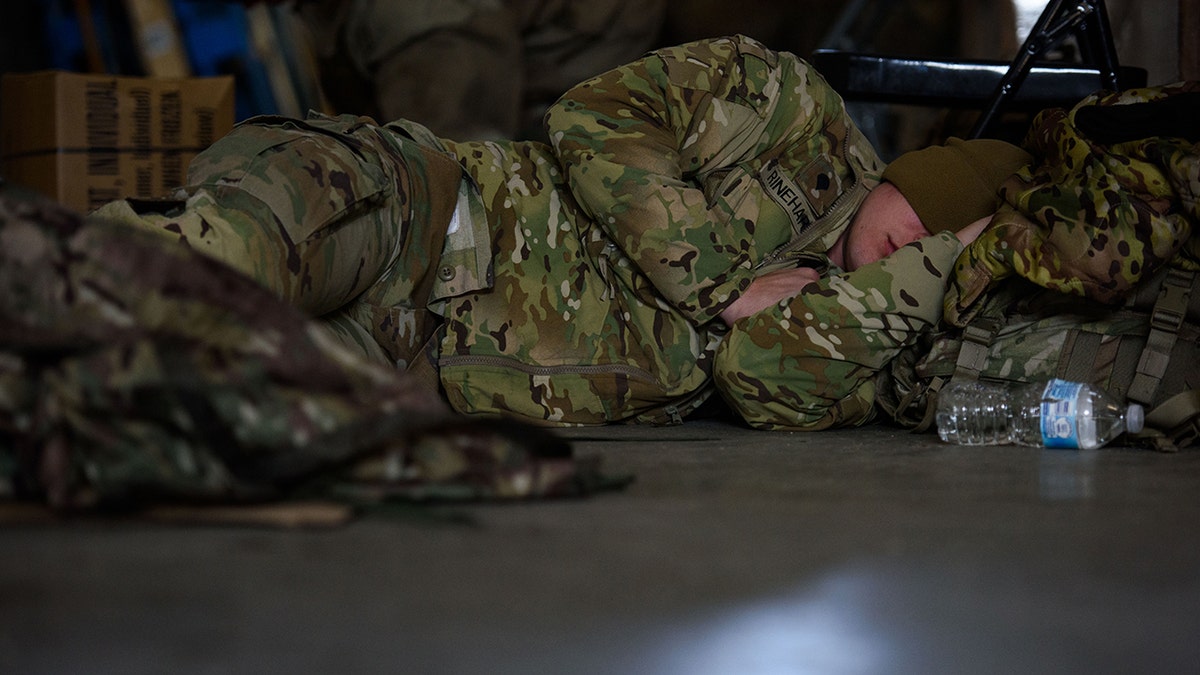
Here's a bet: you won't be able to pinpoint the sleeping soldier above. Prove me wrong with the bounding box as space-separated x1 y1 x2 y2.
6 35 1199 507
86 34 1032 430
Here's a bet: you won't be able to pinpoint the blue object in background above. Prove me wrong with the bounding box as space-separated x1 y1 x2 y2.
36 0 280 121
170 0 278 120
41 0 87 71
41 0 141 75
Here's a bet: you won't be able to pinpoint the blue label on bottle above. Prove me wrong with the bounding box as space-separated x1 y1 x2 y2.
1040 379 1083 448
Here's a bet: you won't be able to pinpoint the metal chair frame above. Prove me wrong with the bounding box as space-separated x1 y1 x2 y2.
810 0 1146 139
971 0 1125 136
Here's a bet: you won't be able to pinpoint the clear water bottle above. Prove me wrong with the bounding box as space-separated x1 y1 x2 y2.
936 378 1144 449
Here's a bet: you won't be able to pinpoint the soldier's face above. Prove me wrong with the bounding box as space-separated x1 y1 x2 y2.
836 182 930 271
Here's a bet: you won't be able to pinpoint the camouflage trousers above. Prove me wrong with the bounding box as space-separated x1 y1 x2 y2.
95 112 461 372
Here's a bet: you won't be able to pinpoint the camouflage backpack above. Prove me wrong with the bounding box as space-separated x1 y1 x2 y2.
879 83 1200 451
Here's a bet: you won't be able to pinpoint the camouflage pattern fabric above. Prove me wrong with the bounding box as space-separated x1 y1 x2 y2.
875 270 1200 438
78 36 879 429
714 233 964 430
0 184 620 510
713 81 1200 433
945 81 1200 325
8 36 884 452
875 82 1200 441
91 112 484 372
437 35 883 425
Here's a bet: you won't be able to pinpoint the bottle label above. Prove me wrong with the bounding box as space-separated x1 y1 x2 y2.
1040 379 1084 449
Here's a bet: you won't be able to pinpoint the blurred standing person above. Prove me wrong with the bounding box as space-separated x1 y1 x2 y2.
295 0 668 140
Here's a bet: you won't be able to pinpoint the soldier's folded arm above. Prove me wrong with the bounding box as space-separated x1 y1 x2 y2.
714 232 964 430
544 35 847 325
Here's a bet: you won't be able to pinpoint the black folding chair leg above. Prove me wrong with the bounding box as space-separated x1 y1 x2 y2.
970 0 1123 138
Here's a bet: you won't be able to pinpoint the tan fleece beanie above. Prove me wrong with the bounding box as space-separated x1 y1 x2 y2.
882 137 1033 233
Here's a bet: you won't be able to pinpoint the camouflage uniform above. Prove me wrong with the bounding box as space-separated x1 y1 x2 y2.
875 82 1200 439
944 82 1200 323
94 35 887 427
716 233 966 430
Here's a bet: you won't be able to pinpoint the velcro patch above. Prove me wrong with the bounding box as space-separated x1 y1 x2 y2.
761 160 817 235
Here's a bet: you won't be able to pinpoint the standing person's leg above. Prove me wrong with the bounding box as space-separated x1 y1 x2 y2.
513 0 667 140
298 0 523 140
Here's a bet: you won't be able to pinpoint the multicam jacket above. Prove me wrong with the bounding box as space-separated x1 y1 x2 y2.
434 35 885 424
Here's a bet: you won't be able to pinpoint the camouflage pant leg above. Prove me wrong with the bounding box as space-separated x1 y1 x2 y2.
91 113 460 367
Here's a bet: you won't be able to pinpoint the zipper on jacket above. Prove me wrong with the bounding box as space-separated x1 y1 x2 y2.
438 354 663 384
756 134 870 269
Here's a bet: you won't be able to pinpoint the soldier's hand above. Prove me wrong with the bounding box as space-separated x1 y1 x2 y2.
955 215 993 247
721 266 821 325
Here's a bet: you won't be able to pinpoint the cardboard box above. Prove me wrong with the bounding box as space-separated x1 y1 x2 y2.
1 71 234 213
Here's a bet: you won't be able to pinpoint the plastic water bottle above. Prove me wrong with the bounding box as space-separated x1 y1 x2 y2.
936 378 1144 449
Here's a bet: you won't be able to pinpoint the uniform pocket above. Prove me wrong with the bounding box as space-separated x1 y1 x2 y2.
187 115 391 243
438 354 704 426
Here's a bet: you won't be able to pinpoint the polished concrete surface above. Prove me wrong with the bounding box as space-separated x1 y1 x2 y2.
3 420 1199 674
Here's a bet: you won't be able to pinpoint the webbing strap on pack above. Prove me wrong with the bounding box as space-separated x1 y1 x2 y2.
1127 268 1195 405
1144 389 1200 452
910 317 1004 434
952 317 1002 381
908 375 946 433
1057 330 1105 383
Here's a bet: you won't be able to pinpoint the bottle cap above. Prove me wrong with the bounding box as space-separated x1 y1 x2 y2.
1126 403 1145 434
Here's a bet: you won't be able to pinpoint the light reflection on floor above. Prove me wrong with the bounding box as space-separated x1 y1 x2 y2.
1038 449 1098 501
637 570 892 675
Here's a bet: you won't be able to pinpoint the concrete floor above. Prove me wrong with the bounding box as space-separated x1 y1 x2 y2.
3 420 1199 675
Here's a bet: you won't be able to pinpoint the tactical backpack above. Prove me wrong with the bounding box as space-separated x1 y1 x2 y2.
881 267 1200 451
879 83 1200 451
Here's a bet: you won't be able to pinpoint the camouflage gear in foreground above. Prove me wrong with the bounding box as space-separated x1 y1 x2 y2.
0 185 621 509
